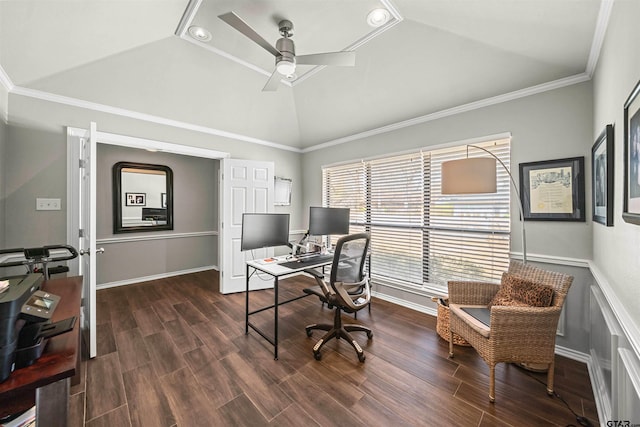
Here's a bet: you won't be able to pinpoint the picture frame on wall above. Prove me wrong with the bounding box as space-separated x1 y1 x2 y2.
519 157 585 221
592 124 614 226
274 177 292 206
623 79 640 225
125 192 146 207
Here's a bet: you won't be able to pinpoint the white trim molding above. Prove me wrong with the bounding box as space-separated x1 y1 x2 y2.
0 64 14 92
97 265 218 290
590 261 640 362
302 73 590 153
586 0 615 76
96 230 217 245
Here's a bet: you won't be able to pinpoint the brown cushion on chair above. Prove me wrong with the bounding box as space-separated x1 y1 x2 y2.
489 272 554 307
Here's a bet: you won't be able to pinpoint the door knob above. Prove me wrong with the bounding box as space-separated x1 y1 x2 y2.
79 248 105 256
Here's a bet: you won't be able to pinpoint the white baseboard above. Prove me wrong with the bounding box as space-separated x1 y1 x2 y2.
372 290 437 317
97 265 219 290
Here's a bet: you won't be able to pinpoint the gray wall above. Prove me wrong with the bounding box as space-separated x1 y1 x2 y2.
95 144 219 284
301 82 593 260
592 0 640 341
4 124 67 248
301 81 594 353
0 115 6 248
2 94 303 284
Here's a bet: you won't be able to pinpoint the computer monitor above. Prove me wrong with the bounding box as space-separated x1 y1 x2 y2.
142 208 167 222
241 213 290 251
308 207 350 236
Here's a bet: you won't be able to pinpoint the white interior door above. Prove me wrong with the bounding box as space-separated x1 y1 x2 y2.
220 159 275 294
79 123 100 358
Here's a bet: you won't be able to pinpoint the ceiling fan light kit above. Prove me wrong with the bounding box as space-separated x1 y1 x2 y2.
218 11 356 91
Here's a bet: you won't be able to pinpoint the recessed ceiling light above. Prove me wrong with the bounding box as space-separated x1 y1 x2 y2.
188 26 212 42
367 8 390 27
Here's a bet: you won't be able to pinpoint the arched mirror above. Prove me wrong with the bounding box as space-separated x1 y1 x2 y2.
113 162 173 233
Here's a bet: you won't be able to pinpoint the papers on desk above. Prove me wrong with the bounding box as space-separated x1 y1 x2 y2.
1 406 35 427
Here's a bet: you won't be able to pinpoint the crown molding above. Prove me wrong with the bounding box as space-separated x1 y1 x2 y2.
586 0 614 76
302 72 591 153
0 64 14 92
10 85 300 153
5 72 591 156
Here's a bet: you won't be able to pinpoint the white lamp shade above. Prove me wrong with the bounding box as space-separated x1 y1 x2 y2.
441 157 497 194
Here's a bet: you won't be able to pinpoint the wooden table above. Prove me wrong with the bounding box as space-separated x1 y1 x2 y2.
0 276 82 426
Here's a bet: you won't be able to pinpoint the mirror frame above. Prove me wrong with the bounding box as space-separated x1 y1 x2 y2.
113 161 174 234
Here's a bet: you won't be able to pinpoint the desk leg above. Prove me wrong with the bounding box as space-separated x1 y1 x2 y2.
274 276 279 360
35 377 69 427
245 264 250 335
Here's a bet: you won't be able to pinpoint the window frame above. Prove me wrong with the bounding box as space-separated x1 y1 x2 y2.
322 136 511 294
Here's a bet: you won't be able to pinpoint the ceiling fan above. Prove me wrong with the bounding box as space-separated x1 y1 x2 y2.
218 12 356 91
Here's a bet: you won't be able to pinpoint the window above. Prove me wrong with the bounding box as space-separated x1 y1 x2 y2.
322 138 511 293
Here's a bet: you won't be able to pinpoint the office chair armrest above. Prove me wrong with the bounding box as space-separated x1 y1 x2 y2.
304 268 325 280
448 281 499 305
333 279 370 311
304 268 333 298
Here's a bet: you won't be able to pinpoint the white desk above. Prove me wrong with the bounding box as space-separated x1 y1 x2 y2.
245 255 334 359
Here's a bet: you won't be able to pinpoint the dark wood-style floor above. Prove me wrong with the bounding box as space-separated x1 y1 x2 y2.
67 270 598 426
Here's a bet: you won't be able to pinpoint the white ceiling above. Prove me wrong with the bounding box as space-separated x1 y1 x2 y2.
0 0 604 150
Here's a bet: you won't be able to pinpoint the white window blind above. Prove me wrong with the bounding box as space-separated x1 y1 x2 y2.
322 138 511 292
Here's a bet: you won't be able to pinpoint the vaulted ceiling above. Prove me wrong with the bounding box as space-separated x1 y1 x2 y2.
0 0 605 150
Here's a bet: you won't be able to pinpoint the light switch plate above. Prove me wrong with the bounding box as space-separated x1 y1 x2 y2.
36 198 61 211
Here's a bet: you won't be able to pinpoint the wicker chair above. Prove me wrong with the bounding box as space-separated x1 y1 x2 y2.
447 260 573 403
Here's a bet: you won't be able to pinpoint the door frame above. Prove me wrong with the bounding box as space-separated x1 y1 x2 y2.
67 125 230 275
66 124 229 357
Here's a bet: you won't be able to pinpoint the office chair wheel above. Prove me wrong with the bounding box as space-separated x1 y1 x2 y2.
305 327 313 337
313 351 322 361
366 331 373 339
358 353 366 363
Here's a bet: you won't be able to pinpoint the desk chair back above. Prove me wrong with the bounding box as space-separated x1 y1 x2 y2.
330 233 371 312
304 233 372 362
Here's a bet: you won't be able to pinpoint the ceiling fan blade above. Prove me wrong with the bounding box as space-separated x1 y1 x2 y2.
296 51 356 67
262 69 281 92
218 11 281 57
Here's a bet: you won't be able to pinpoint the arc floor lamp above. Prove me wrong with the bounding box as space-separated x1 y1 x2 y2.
441 144 527 263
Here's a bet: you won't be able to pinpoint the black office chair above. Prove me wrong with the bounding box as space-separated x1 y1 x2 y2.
303 233 372 362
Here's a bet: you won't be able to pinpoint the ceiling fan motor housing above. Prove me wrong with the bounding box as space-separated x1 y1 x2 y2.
275 37 296 74
276 37 295 59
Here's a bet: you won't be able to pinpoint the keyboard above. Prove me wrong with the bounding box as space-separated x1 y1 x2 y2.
278 254 334 269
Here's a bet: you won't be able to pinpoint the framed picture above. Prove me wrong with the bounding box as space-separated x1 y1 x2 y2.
592 124 614 226
623 80 640 225
519 157 585 221
125 192 146 206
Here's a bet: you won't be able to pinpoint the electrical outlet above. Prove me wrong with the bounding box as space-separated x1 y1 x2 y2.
36 198 61 211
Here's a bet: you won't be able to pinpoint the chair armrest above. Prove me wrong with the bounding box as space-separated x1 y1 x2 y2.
304 268 332 298
448 281 499 305
304 268 324 280
333 279 370 311
489 306 562 344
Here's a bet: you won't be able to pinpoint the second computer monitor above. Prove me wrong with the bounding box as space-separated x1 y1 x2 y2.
308 207 350 236
241 213 290 251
